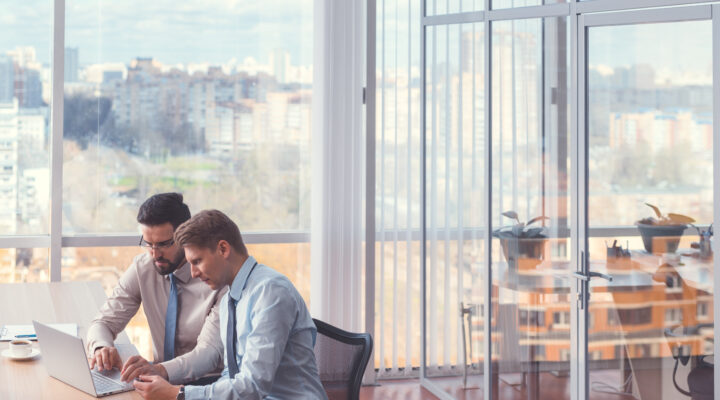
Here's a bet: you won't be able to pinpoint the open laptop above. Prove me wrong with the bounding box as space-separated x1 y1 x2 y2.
33 320 135 397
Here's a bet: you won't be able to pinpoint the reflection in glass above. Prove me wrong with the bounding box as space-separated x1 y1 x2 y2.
587 20 713 400
64 0 313 233
0 248 49 283
424 21 486 393
491 16 569 399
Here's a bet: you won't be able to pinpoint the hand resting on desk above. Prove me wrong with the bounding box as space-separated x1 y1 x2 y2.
134 374 181 400
121 354 169 382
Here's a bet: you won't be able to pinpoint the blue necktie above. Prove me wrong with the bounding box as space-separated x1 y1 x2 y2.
164 274 178 361
227 296 239 378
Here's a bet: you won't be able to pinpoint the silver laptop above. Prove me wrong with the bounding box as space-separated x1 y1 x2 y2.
33 320 135 397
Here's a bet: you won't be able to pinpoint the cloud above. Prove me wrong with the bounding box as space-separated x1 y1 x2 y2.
5 0 313 65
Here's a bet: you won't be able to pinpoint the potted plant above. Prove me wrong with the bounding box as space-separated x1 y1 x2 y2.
636 203 694 254
493 211 549 271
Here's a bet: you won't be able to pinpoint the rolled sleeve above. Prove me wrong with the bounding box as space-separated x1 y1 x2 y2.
86 257 143 354
160 296 225 384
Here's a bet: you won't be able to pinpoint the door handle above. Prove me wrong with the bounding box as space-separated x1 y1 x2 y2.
572 271 613 282
573 251 613 310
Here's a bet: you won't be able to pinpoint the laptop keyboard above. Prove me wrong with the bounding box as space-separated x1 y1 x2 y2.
92 371 125 394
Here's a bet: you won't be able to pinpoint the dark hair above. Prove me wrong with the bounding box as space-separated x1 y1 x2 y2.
174 209 248 255
137 193 191 230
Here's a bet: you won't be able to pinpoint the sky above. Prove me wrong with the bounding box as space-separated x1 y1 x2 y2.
0 0 313 67
589 19 712 85
2 1 712 80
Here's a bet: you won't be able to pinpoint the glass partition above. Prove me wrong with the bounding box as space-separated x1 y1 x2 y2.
490 15 570 400
424 21 486 394
586 19 714 400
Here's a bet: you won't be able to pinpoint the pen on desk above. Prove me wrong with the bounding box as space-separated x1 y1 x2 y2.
15 334 36 339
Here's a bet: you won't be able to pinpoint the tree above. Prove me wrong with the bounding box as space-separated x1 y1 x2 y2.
63 94 113 149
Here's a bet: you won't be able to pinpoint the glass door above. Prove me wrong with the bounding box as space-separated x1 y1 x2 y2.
579 6 715 400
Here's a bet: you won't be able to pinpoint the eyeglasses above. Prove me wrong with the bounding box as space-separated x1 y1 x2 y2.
139 237 175 250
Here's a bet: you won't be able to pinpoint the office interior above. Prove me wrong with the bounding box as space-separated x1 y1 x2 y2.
0 0 719 399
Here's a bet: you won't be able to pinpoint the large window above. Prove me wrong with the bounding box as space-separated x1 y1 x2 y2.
63 0 312 234
0 1 313 321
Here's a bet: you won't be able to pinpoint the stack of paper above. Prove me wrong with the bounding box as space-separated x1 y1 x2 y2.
0 323 78 341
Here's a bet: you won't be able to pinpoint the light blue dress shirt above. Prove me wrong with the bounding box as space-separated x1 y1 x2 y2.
185 256 327 399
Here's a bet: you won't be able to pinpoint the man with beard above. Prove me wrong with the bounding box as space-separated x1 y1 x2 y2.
86 193 226 385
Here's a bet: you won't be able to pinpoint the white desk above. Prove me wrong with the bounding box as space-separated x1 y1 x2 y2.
0 282 141 400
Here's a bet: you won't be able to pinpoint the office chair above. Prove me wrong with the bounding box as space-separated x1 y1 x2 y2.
664 323 714 400
313 318 373 400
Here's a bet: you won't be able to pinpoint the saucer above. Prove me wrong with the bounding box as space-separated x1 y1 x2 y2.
1 348 40 361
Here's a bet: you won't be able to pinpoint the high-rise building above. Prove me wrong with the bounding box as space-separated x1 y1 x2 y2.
7 47 36 69
102 70 123 84
18 109 47 154
19 69 43 108
0 56 14 104
64 47 79 83
270 49 290 84
0 99 19 233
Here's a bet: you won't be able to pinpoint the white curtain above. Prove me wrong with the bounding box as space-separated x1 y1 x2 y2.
311 0 366 333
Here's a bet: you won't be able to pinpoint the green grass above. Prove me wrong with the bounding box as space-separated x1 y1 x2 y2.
165 157 220 171
114 176 138 187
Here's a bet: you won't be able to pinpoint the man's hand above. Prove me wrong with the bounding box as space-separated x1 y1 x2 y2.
121 355 169 382
88 346 122 372
133 375 180 400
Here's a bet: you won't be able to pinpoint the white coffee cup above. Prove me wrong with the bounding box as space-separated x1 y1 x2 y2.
9 339 32 357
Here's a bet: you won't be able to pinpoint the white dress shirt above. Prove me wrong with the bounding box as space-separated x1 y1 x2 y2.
86 252 226 383
185 256 327 399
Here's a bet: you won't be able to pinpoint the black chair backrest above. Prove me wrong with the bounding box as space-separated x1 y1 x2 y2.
313 318 373 400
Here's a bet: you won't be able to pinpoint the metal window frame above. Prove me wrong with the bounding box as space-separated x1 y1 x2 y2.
365 0 378 385
49 0 65 282
713 5 720 397
575 10 587 399
569 3 580 398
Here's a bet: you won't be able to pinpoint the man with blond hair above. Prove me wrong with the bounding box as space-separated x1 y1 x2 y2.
133 209 326 400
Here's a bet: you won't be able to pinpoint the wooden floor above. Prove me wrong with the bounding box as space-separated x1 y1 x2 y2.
360 379 438 400
359 369 632 400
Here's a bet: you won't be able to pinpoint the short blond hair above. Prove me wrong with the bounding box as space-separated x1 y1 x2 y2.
174 209 248 255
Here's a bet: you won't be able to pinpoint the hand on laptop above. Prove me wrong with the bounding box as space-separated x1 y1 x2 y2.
89 346 123 372
133 375 181 400
121 355 169 382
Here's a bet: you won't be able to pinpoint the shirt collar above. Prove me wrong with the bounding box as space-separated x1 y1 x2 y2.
166 261 191 284
229 256 257 301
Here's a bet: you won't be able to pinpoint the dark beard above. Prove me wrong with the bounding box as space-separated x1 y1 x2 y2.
154 253 186 275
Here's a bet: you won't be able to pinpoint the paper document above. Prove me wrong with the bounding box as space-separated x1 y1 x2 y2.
0 323 78 341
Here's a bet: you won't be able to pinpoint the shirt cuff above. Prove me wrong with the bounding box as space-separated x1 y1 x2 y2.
160 358 183 384
86 325 116 354
184 385 207 400
93 340 114 350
